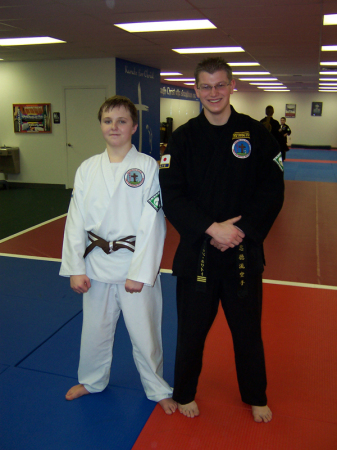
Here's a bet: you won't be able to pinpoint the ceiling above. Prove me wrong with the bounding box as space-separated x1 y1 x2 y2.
1 0 337 92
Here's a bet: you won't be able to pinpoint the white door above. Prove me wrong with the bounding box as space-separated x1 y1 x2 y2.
65 88 107 188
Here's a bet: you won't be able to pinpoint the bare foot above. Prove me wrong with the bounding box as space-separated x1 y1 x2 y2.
65 384 90 401
178 400 200 418
158 397 178 415
252 405 272 423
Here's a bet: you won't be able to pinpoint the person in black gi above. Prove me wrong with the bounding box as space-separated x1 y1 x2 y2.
279 117 292 157
159 57 284 423
260 106 287 160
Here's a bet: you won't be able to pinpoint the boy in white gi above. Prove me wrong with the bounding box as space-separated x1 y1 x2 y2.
60 95 177 414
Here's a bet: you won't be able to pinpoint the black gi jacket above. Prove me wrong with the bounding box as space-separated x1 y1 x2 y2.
159 106 285 279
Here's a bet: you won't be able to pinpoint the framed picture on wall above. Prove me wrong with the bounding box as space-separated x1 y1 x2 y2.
13 103 52 132
285 104 296 118
311 102 322 116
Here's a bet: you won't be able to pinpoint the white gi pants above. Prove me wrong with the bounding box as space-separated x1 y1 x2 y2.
78 276 173 402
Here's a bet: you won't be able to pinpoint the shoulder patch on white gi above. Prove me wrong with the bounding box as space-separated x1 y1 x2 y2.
124 168 145 188
273 152 284 172
147 191 162 212
232 139 251 159
232 131 250 139
160 154 171 169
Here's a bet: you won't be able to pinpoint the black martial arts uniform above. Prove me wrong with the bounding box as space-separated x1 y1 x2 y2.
261 115 288 160
159 106 284 406
280 123 292 159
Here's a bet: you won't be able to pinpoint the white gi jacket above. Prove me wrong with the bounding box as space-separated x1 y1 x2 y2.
60 145 166 286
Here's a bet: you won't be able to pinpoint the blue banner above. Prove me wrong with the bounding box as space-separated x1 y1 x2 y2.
116 58 160 160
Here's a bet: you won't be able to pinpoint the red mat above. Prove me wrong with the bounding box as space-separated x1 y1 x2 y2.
133 284 337 449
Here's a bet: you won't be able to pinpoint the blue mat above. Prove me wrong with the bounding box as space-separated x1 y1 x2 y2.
284 161 337 182
288 148 337 161
0 367 155 450
0 257 82 366
0 258 178 450
0 364 9 375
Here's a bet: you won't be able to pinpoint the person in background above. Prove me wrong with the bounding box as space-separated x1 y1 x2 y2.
279 117 292 157
260 106 286 160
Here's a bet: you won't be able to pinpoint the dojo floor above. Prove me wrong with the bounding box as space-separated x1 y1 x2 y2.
0 148 337 449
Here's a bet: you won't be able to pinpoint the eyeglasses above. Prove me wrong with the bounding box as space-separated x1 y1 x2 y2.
197 82 232 92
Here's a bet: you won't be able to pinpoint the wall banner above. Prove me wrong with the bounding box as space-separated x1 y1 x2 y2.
160 83 199 101
116 58 160 160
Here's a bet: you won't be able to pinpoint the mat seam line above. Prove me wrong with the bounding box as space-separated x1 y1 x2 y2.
14 310 83 368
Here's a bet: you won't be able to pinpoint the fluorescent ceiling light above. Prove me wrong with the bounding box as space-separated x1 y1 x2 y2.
239 78 277 81
322 46 337 51
164 78 194 81
0 37 66 46
258 86 287 89
323 14 337 25
319 89 337 92
319 82 337 85
184 83 195 85
173 47 244 54
319 85 337 89
114 19 216 32
249 82 282 85
233 71 270 75
320 61 337 65
263 89 290 92
319 71 337 74
160 72 182 76
319 78 337 81
228 62 259 66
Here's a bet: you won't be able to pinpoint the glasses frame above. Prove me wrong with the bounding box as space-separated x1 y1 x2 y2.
197 82 232 92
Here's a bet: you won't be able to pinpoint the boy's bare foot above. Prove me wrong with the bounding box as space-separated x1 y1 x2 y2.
65 384 90 401
158 397 178 415
178 400 200 418
252 405 272 423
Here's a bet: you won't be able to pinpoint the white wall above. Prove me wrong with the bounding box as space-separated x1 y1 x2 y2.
231 91 337 147
0 58 116 185
160 98 200 131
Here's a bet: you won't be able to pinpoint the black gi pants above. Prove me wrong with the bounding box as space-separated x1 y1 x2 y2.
172 273 267 406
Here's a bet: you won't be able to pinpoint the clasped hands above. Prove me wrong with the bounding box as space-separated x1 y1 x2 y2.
206 215 245 252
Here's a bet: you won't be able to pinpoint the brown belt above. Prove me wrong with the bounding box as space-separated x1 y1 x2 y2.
83 231 136 258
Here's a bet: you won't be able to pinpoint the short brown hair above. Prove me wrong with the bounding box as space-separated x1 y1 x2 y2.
265 105 274 116
98 95 138 125
194 57 233 85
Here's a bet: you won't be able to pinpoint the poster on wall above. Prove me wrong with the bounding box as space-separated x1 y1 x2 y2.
13 103 52 132
311 102 322 116
116 58 160 160
285 104 296 118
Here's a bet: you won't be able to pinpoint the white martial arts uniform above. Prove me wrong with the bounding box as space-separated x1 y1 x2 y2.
60 145 172 401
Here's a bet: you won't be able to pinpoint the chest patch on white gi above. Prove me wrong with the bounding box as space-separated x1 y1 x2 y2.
160 154 171 169
124 168 145 187
232 139 251 159
147 191 162 212
273 152 284 172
